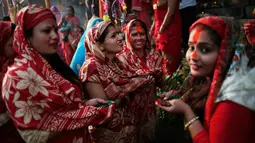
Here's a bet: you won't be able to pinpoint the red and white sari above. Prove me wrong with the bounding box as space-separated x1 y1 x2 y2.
2 5 114 143
80 21 156 143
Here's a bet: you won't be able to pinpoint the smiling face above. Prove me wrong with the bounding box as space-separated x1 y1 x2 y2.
100 25 123 54
129 25 147 50
186 27 220 77
27 18 59 55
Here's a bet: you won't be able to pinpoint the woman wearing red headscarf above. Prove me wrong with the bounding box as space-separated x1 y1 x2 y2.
157 16 255 143
0 21 24 143
2 5 114 143
117 19 163 84
151 0 182 75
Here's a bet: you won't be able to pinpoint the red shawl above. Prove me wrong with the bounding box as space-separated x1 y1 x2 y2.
117 19 163 77
2 5 114 143
80 21 156 142
189 16 235 129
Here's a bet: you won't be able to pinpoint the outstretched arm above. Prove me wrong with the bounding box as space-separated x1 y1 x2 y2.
159 0 179 34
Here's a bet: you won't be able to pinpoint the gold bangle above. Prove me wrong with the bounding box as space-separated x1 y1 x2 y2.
184 116 199 130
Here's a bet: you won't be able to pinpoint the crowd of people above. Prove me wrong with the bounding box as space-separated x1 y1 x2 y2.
0 0 255 143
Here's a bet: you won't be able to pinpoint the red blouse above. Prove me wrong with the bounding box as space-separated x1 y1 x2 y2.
194 100 255 143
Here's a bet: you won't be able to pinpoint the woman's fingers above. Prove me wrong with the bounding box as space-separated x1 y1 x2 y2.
96 98 107 104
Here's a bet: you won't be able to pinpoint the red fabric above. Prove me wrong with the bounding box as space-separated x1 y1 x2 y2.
2 5 114 143
244 20 255 45
153 0 182 74
0 21 24 143
0 21 12 93
61 36 74 65
193 100 255 143
62 16 82 65
23 7 55 31
80 21 156 142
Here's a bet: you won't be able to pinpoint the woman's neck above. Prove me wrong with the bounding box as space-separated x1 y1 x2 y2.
105 52 116 61
42 54 52 63
134 48 145 58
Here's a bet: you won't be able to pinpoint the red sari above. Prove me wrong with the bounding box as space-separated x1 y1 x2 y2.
117 19 163 84
80 21 156 143
2 5 114 143
0 21 24 143
61 16 82 65
153 0 182 74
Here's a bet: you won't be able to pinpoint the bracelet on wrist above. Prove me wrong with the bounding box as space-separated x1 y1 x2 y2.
184 116 199 130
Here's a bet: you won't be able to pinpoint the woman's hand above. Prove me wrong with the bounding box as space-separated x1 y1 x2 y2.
159 90 178 100
85 98 107 106
156 99 190 114
244 20 255 45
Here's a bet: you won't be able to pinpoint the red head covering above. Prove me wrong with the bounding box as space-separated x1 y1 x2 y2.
85 21 112 61
190 16 235 129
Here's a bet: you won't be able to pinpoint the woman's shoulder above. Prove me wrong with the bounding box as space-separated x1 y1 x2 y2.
79 57 100 81
215 100 255 117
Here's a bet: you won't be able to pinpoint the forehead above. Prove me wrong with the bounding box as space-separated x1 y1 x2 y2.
189 27 214 44
66 8 72 11
130 26 145 34
105 26 116 35
34 18 57 28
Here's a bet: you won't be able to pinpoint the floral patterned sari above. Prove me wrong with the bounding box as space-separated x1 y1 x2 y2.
80 21 156 143
1 5 114 143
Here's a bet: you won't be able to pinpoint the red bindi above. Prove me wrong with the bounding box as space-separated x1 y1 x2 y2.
136 23 143 33
193 26 203 44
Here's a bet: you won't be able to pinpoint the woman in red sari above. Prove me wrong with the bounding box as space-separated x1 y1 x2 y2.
80 21 156 142
0 21 24 143
151 0 182 75
157 16 255 143
2 5 114 143
117 19 163 84
59 6 83 65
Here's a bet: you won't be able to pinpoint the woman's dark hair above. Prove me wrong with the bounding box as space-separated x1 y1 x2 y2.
130 19 149 43
25 27 34 38
11 23 16 35
48 54 83 88
3 16 11 21
192 24 222 47
98 23 115 44
67 6 75 14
